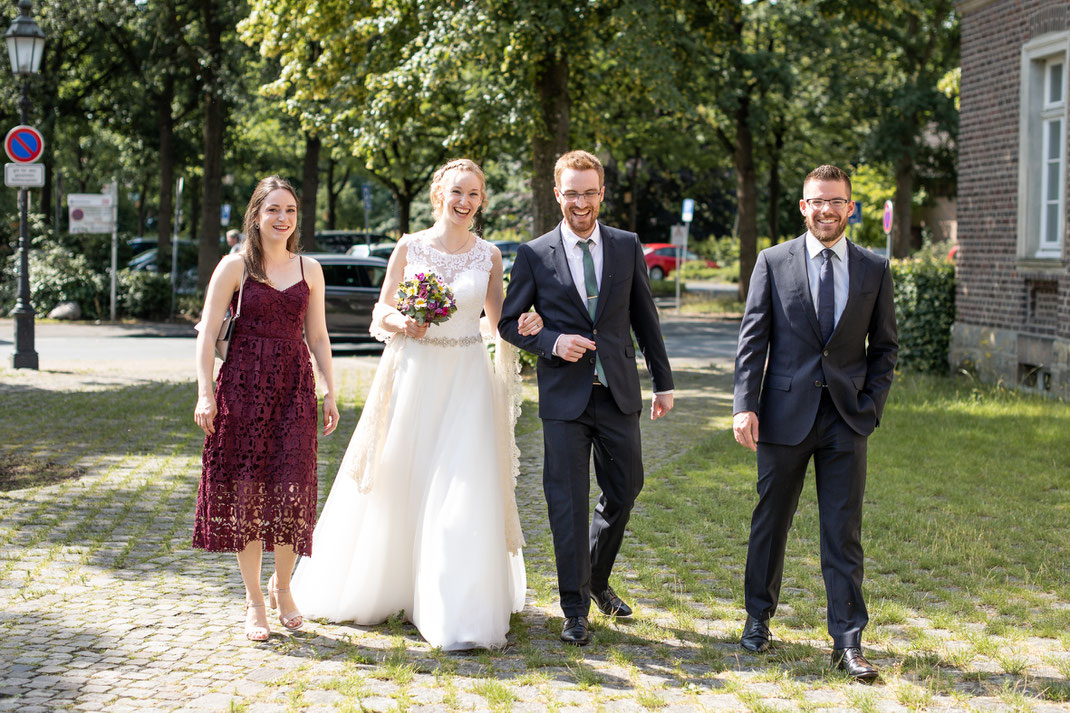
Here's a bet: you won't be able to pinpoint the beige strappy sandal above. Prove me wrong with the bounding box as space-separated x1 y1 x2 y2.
268 573 303 630
245 601 270 641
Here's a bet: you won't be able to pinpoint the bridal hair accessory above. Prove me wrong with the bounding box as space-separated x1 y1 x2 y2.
195 266 246 361
396 272 457 326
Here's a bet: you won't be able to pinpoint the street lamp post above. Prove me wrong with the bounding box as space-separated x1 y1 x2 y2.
5 0 45 369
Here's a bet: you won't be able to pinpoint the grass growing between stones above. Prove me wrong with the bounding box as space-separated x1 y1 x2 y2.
0 364 1068 712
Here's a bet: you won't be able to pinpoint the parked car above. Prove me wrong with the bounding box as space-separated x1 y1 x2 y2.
128 241 200 293
642 242 718 280
314 230 392 254
491 240 522 274
308 253 389 342
346 242 397 260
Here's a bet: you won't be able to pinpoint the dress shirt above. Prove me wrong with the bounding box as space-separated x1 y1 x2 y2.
804 231 849 330
551 221 672 395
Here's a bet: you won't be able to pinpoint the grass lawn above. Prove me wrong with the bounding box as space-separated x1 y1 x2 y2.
0 365 1068 711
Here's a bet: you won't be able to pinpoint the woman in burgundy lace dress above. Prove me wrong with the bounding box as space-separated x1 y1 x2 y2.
192 175 339 641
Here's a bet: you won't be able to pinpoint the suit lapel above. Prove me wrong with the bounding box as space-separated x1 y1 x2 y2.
835 242 867 335
549 226 594 322
592 223 615 324
787 236 823 343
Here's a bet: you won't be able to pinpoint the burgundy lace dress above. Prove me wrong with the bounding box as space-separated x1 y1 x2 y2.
193 260 318 556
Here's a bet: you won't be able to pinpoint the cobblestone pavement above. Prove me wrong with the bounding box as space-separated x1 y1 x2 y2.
1 318 1068 713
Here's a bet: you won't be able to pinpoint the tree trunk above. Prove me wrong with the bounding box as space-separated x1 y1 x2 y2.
197 0 225 289
326 157 337 230
735 97 759 303
892 154 914 259
157 74 174 275
767 126 784 245
396 191 412 235
301 132 321 252
531 51 570 237
628 155 640 234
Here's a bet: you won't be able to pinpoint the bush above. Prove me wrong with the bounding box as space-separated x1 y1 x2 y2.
118 269 172 320
891 254 955 374
0 245 109 319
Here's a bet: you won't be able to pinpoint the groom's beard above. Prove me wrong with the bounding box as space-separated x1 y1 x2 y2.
563 203 600 237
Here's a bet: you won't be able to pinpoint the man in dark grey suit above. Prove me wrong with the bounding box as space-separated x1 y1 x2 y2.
499 150 674 646
733 165 898 680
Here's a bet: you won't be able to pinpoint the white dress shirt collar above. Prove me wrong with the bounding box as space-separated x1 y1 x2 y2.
561 220 602 249
805 231 848 262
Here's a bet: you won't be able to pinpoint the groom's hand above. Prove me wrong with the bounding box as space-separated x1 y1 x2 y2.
555 334 597 362
733 411 759 452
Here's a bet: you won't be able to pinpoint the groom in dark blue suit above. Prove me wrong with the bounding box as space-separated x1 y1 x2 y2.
499 150 674 646
733 165 898 680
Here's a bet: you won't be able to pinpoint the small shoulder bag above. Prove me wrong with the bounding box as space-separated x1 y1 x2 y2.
197 266 246 361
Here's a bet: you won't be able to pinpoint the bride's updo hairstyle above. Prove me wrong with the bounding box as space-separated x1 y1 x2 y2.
429 158 487 228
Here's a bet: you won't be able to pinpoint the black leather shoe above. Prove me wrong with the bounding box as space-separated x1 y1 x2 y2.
832 647 879 682
591 586 632 617
740 615 771 652
560 616 591 646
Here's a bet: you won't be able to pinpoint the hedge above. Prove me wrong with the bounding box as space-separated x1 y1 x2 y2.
890 254 955 374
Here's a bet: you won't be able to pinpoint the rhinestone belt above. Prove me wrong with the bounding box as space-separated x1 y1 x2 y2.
419 334 483 347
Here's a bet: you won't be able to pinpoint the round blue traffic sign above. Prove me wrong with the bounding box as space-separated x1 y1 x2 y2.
5 125 44 163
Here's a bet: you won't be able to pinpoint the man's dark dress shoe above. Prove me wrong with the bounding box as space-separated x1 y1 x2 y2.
561 616 591 646
832 647 879 682
591 586 632 617
740 615 771 652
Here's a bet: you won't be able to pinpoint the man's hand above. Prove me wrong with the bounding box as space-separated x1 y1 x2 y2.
556 334 597 362
733 411 759 452
651 392 673 420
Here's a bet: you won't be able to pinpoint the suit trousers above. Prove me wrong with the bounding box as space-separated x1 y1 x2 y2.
744 389 869 648
541 384 643 617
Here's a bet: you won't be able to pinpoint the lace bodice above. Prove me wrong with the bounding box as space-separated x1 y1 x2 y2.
404 235 493 339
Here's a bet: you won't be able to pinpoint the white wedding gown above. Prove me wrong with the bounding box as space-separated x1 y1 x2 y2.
292 235 526 650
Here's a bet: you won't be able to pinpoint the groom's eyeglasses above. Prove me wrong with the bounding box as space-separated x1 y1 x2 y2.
561 190 602 203
804 198 850 210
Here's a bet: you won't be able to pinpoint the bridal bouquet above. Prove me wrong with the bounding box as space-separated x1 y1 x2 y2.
396 272 457 326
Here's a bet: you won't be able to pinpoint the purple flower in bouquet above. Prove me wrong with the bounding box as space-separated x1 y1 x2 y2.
395 272 457 326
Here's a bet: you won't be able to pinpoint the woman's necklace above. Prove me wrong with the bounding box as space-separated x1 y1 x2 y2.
434 231 472 254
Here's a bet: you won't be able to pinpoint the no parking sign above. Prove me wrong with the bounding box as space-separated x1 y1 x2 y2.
4 125 44 163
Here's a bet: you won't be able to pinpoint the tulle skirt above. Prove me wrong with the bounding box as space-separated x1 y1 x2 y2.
292 337 526 650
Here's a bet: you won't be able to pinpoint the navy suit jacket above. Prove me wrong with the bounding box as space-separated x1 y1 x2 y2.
499 223 673 420
733 235 898 445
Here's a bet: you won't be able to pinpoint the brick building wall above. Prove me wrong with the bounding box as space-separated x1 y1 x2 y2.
954 0 1070 396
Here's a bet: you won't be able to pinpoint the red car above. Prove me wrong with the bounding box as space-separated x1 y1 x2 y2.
642 242 718 280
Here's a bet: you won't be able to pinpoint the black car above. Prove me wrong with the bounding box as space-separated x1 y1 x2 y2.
308 253 388 342
314 230 392 254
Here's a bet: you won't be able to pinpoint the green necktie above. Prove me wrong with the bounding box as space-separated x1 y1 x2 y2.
578 239 607 387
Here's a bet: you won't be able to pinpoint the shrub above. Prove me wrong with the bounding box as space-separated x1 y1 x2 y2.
0 245 109 319
891 254 955 374
118 269 172 320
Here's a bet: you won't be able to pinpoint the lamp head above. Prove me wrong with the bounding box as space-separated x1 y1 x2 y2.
5 0 45 77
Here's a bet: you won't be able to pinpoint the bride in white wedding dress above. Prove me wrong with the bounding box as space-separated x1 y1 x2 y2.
291 159 542 650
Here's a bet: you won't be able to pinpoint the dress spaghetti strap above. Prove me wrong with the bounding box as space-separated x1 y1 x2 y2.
299 255 305 281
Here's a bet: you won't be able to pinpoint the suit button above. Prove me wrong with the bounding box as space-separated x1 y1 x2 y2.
823 349 829 357
590 357 595 364
593 329 598 335
814 380 822 387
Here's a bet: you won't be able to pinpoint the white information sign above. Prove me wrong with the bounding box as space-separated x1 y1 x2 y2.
4 163 44 187
670 224 687 247
68 193 115 234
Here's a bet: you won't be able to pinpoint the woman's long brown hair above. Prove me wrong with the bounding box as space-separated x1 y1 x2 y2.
240 175 302 284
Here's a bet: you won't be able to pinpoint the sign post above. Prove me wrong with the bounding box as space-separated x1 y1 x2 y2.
675 199 695 311
846 200 862 243
883 199 894 258
171 177 184 319
362 183 372 240
6 124 46 370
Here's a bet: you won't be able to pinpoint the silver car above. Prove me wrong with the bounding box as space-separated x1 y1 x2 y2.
307 253 388 342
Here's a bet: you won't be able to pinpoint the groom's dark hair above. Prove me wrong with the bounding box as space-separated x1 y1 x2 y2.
804 165 852 196
555 150 604 187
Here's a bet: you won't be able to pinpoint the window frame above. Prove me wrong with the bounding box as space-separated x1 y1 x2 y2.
1018 33 1070 263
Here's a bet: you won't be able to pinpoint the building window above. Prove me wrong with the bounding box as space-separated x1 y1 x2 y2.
1018 34 1070 261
